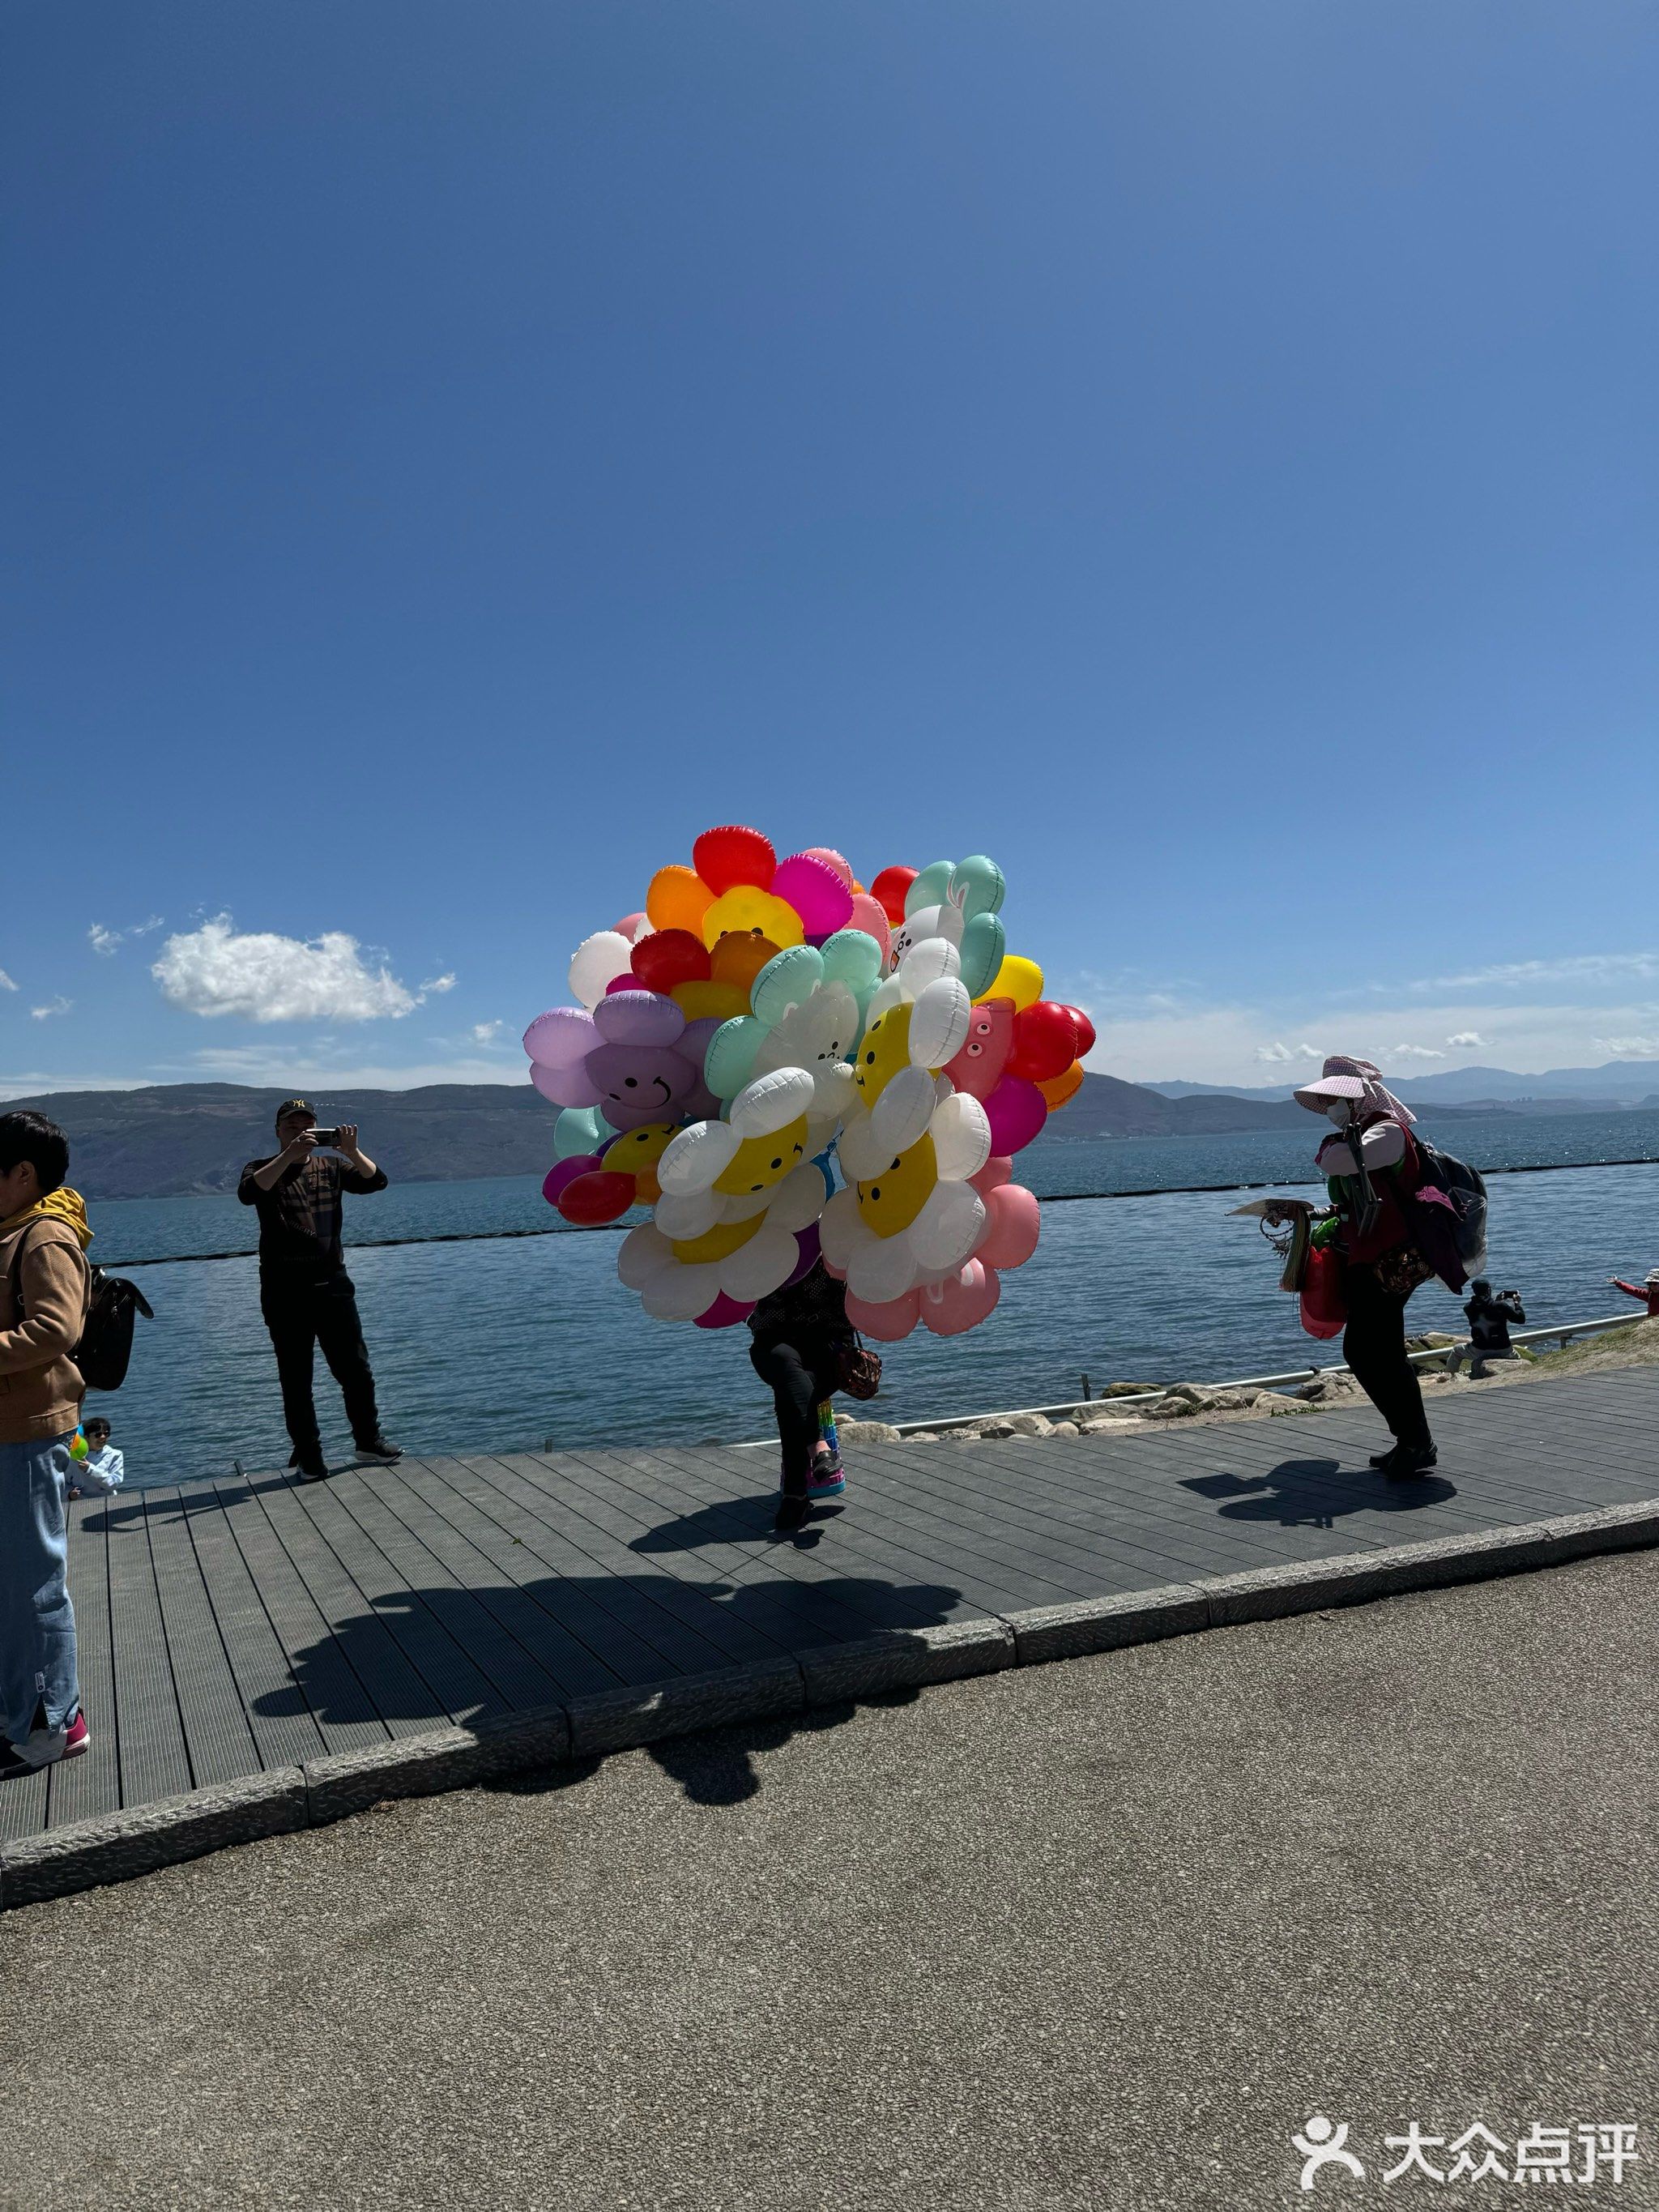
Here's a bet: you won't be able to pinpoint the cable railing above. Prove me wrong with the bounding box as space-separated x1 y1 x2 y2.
740 1308 1647 1444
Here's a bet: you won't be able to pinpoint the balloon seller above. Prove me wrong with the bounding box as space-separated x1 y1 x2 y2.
524 829 1090 1528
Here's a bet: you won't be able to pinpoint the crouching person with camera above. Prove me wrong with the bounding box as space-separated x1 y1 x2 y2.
0 1110 94 1779
238 1100 403 1484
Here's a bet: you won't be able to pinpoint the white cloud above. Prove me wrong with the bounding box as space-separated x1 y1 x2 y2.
151 916 450 1024
1254 1042 1294 1064
471 1019 505 1044
1447 1031 1485 1048
1596 1036 1659 1060
29 997 71 1021
421 973 457 996
1386 1044 1444 1061
89 916 165 957
1408 950 1659 993
0 968 15 992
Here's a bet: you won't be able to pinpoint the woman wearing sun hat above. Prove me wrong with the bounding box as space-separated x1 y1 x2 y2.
1608 1267 1659 1318
1293 1054 1439 1479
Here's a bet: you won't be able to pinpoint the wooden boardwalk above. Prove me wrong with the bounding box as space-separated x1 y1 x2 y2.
6 1363 1657 1846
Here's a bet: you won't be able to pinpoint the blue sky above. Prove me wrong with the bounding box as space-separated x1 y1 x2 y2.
3 0 1656 1098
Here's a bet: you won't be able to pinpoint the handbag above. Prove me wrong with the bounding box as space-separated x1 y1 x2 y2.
837 1333 883 1400
1299 1244 1348 1341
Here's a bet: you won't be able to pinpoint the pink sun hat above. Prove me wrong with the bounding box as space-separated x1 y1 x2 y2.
1292 1053 1417 1124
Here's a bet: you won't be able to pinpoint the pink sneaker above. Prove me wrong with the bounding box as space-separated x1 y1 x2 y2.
63 1709 91 1760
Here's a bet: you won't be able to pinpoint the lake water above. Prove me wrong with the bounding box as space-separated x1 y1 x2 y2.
88 1108 1659 1488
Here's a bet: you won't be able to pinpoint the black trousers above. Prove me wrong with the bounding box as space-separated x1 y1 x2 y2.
259 1270 382 1458
1342 1262 1431 1450
749 1337 841 1494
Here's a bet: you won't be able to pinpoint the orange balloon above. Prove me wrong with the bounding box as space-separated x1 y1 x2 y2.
646 865 714 935
710 933 779 996
1038 1061 1085 1109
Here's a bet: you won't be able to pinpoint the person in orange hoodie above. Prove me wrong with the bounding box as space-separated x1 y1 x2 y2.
0 1110 94 1779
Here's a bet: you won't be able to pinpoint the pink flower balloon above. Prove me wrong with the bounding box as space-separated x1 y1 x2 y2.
921 1260 1001 1337
845 1286 921 1340
847 893 892 964
801 847 855 889
773 853 855 937
970 1155 1014 1197
977 1182 1040 1270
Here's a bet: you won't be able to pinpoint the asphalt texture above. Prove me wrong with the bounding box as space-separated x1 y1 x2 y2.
3 1549 1657 2212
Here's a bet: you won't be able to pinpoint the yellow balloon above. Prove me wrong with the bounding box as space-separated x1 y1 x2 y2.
701 886 804 952
672 1213 763 1265
852 1002 913 1105
856 1131 937 1238
712 1116 809 1198
646 864 714 935
604 1121 679 1173
975 953 1043 1012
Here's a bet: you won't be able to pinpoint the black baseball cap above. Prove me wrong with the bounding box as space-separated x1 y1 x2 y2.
275 1098 318 1127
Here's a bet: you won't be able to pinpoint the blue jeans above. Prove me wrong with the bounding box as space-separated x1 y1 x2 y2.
0 1433 79 1746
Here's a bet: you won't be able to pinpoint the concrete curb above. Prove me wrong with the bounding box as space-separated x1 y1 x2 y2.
1 1767 309 1909
5 1497 1656 1911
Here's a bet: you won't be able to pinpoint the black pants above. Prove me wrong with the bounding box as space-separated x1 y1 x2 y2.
260 1270 382 1458
749 1337 841 1494
1342 1263 1431 1450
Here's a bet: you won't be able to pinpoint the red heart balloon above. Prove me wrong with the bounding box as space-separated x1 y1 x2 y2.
557 1171 637 1227
692 824 776 895
869 865 918 927
631 928 710 995
1007 1001 1078 1083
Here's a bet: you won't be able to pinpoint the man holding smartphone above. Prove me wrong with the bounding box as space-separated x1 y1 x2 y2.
237 1100 403 1483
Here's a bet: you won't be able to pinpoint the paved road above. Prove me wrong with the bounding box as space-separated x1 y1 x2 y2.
3 1551 1657 2211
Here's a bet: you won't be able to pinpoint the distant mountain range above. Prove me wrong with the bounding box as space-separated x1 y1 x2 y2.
7 1074 1322 1200
1148 1057 1659 1111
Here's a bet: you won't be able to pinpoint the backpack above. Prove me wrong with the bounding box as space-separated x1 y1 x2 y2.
7 1232 154 1393
1408 1134 1489 1277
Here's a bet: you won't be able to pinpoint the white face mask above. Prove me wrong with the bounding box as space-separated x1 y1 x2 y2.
1325 1099 1354 1127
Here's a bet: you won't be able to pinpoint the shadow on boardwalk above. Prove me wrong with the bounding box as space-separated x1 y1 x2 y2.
250 1549 966 1808
1180 1455 1457 1531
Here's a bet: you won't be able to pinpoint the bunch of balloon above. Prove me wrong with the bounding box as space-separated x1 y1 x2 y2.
521 828 1093 1342
816 856 1095 1340
524 826 888 1326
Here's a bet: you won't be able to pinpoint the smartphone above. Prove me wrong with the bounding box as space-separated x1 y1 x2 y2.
307 1127 340 1147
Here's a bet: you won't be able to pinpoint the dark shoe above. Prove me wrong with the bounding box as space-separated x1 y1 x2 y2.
1380 1442 1438 1480
295 1450 330 1484
773 1493 812 1533
356 1435 403 1463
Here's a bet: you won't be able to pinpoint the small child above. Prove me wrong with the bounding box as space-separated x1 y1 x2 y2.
69 1416 125 1499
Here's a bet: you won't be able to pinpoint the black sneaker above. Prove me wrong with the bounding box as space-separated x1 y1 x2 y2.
356 1436 404 1463
1380 1442 1438 1481
773 1493 812 1533
295 1450 330 1484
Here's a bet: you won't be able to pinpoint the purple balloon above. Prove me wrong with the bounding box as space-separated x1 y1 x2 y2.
522 1005 596 1068
530 1059 603 1110
785 1223 821 1286
983 1075 1048 1155
592 989 686 1046
542 1155 602 1206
